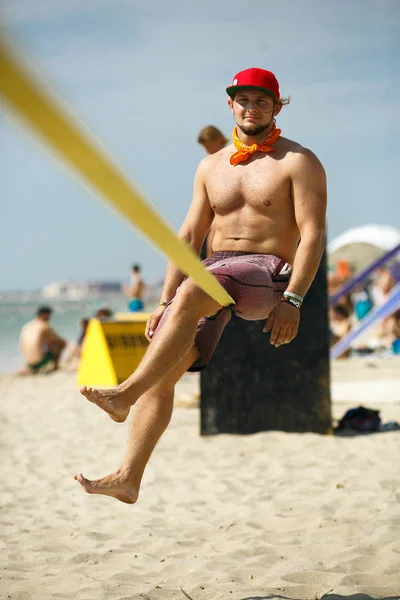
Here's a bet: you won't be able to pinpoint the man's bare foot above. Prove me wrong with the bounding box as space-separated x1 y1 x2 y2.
73 470 139 504
79 386 131 422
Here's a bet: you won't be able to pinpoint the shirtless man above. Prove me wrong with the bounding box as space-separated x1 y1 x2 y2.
75 68 327 503
124 264 145 312
20 306 66 373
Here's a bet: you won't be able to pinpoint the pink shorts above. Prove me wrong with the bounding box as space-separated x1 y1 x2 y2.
154 251 291 371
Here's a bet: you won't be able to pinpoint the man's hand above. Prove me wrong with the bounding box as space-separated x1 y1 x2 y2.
263 302 300 347
145 305 167 341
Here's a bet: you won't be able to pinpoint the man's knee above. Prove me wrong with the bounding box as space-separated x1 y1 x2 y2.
173 279 221 318
50 349 61 361
51 339 66 352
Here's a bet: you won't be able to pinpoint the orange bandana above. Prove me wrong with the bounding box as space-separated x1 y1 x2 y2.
230 123 281 166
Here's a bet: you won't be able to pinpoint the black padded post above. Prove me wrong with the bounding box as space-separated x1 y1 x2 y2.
200 252 331 435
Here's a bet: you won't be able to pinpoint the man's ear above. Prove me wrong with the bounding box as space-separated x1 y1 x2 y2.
228 97 234 113
274 102 282 117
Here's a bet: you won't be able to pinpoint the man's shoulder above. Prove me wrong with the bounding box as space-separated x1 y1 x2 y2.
20 319 41 339
20 321 29 337
21 319 35 331
279 137 325 171
279 136 314 156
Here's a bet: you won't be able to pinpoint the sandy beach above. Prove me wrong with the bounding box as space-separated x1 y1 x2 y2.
1 358 400 600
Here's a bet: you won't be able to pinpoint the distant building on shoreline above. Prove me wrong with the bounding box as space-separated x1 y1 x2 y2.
41 278 165 302
41 280 122 300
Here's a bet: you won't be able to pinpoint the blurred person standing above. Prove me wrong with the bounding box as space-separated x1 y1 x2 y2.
123 264 145 312
197 125 228 155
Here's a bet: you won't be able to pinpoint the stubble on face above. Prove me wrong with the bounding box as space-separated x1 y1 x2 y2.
237 121 273 137
233 96 276 138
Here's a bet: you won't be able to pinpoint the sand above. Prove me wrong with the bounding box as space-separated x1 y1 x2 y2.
1 358 400 600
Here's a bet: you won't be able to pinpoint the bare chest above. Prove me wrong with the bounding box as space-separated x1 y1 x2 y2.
206 154 290 215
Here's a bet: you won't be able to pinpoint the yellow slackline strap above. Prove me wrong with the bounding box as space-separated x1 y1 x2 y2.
0 35 234 307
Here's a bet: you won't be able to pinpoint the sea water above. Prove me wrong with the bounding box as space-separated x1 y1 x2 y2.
0 292 153 373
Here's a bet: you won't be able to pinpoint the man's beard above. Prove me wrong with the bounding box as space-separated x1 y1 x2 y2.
237 116 274 137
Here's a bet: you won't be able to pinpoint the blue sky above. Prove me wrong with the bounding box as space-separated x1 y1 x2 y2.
0 0 399 291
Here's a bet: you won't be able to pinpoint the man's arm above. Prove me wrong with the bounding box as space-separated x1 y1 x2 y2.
286 148 327 297
122 282 132 298
158 158 214 303
264 148 327 347
42 325 66 348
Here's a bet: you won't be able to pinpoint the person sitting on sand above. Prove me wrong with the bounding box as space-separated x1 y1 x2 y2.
372 266 396 306
63 317 90 366
74 67 327 503
329 305 352 357
95 307 113 320
380 309 400 352
19 306 66 374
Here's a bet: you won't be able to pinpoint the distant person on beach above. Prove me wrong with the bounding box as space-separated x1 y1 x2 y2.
74 67 327 503
95 307 113 320
123 264 145 312
351 280 373 322
372 266 396 306
382 309 400 353
19 306 66 374
197 126 229 258
197 125 228 156
63 318 90 365
329 305 352 357
77 318 90 346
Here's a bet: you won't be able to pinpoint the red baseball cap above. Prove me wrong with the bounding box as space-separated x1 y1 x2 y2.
226 68 280 101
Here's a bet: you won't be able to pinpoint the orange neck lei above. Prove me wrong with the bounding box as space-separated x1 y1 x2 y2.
230 123 281 166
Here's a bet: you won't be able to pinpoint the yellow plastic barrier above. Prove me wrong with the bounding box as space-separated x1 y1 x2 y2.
77 317 150 387
0 35 234 308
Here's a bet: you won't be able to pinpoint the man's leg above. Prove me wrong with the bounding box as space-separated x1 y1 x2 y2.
80 280 222 422
74 346 200 503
